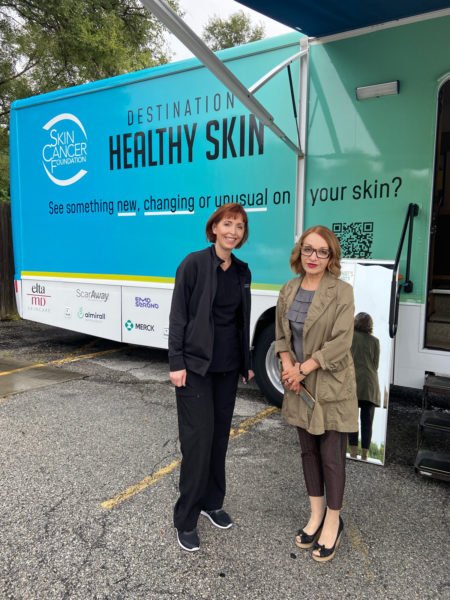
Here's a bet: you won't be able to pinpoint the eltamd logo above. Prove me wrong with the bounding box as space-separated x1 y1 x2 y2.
42 113 88 186
28 282 51 311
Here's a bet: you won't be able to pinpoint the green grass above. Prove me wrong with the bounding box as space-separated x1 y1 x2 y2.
347 441 385 461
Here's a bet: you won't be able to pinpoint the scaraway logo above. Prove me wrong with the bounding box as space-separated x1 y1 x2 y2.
42 113 88 186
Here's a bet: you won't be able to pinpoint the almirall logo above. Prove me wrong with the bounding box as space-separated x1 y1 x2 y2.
42 113 88 186
125 320 134 331
78 307 84 319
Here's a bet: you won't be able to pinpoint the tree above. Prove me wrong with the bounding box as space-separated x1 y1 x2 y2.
0 0 181 201
202 10 265 52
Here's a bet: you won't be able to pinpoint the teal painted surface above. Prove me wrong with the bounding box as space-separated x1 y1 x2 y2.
10 36 301 286
10 16 450 298
305 15 450 303
11 32 302 110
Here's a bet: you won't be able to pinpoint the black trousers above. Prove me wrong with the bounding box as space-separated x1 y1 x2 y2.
348 400 376 450
173 369 239 531
297 428 348 511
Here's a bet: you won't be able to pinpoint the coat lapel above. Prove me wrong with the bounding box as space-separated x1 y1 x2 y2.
284 277 302 315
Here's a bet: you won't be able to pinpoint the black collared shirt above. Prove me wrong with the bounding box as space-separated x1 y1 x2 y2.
209 261 242 372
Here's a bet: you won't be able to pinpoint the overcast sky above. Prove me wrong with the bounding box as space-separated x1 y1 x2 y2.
167 0 293 61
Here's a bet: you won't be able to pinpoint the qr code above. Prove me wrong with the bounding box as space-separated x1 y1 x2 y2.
332 222 373 258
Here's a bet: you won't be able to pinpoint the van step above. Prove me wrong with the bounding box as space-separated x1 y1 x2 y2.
429 290 450 321
414 450 450 482
425 322 450 351
423 374 450 397
429 314 450 324
419 410 450 433
429 289 450 309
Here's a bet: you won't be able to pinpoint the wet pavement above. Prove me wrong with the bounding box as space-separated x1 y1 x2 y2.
0 357 83 396
0 318 449 600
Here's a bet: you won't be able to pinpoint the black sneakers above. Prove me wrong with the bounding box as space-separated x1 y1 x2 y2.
200 509 233 529
176 528 200 552
176 510 232 551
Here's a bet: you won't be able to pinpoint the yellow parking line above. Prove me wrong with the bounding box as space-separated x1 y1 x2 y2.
0 347 124 376
229 406 279 439
101 459 182 510
68 339 98 356
101 405 280 510
51 347 124 366
345 514 376 581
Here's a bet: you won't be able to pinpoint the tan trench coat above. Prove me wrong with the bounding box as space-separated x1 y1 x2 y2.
275 270 358 435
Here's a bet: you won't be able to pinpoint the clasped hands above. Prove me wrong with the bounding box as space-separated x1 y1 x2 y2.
281 362 305 394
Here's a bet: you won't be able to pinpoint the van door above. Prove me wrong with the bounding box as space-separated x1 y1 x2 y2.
426 80 450 351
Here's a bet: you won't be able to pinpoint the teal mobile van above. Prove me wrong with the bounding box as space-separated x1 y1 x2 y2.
10 2 450 435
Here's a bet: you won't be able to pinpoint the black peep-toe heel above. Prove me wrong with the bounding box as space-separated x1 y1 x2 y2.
312 516 344 562
295 510 326 549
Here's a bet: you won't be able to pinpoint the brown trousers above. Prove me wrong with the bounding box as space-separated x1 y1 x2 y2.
297 428 348 510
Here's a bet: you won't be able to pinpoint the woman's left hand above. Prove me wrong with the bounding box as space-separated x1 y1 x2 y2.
281 363 304 392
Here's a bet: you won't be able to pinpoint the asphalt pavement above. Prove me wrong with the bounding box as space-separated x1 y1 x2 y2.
0 319 449 600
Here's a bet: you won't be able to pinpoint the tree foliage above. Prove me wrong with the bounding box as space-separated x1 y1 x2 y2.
202 10 265 52
0 0 180 200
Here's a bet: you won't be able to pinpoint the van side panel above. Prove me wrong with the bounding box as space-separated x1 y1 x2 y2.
10 39 300 289
304 15 450 305
10 37 301 342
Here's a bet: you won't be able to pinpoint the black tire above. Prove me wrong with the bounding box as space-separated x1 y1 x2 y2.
253 323 284 407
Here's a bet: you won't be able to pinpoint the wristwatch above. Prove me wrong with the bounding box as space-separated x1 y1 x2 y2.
299 364 306 376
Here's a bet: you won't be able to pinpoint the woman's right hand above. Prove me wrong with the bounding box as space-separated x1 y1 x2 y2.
279 352 300 393
170 369 187 387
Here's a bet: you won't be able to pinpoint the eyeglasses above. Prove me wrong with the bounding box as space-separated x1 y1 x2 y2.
300 245 331 259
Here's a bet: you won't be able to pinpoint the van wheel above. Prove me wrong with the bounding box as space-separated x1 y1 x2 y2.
253 323 284 407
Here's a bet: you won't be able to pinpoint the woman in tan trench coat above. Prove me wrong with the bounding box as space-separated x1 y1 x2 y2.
275 225 357 562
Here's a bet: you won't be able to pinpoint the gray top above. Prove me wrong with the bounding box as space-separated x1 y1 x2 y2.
285 286 315 363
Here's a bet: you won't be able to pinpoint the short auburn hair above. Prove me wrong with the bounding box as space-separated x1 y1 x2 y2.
290 225 341 277
205 203 249 249
354 312 374 334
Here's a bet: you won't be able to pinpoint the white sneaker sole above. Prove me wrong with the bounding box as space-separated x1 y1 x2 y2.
176 529 199 552
200 510 233 529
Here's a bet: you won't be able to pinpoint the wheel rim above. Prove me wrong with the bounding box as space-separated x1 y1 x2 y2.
264 341 284 395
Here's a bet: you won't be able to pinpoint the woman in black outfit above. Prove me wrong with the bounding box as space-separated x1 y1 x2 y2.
348 312 381 461
168 203 253 552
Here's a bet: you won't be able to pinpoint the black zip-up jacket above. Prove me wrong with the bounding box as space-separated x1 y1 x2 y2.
168 245 251 379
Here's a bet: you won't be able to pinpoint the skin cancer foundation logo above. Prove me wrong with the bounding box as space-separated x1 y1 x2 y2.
42 113 88 186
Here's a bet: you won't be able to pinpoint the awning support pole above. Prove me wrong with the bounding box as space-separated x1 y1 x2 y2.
248 49 307 94
140 0 304 157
